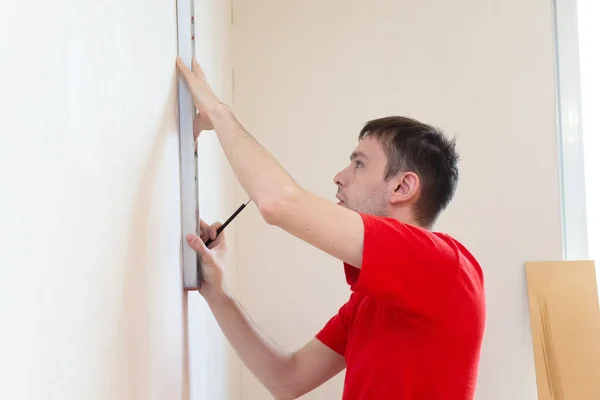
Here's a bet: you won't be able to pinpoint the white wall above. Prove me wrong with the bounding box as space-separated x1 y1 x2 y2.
577 0 600 265
189 0 241 399
231 1 562 399
0 0 235 399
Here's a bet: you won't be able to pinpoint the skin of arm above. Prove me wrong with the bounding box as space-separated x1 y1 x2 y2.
188 221 345 400
206 292 345 400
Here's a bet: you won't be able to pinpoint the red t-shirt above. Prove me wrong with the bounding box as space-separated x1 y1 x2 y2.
316 213 486 399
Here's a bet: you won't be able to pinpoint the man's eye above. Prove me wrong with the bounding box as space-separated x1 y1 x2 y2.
354 160 363 168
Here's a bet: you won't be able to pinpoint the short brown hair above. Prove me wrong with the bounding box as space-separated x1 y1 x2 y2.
359 116 459 227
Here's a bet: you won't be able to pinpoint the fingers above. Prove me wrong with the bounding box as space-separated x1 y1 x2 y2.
203 222 225 250
198 219 209 241
208 224 217 240
177 56 207 81
196 218 225 247
210 222 224 239
186 234 210 257
176 56 196 85
198 216 210 233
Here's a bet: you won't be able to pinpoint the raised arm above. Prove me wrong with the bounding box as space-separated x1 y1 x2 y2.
177 57 365 268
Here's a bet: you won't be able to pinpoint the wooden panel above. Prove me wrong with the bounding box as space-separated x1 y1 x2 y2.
525 260 600 400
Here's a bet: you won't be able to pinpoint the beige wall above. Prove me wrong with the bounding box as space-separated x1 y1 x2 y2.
0 0 236 399
231 0 562 399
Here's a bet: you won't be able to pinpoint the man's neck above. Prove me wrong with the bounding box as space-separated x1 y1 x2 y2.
386 208 425 230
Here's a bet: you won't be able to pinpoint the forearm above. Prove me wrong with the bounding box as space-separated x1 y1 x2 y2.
208 104 301 217
206 292 296 399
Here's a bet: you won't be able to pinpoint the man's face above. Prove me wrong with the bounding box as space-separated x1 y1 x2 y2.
333 136 392 216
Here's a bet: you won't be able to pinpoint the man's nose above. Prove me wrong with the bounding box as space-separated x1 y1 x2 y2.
333 170 345 187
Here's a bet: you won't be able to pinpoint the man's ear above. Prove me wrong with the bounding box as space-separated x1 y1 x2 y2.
389 172 420 204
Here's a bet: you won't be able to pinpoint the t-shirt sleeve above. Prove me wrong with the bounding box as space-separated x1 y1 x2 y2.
315 297 354 356
350 213 458 318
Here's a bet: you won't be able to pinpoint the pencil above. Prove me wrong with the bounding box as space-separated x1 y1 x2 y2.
204 199 251 246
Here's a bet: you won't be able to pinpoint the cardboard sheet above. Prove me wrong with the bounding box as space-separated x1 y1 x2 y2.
525 260 600 400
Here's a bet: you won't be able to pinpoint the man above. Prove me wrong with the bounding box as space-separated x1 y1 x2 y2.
177 57 486 399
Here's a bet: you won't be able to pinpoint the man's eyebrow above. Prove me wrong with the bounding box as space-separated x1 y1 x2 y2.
350 151 368 160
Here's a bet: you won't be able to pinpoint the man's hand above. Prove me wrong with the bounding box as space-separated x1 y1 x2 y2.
176 56 222 124
178 57 219 152
186 218 229 300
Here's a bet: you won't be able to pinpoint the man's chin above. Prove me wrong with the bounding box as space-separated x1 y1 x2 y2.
337 201 351 210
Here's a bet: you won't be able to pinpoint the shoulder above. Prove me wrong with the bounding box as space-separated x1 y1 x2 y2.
360 213 460 264
435 232 483 270
434 232 485 295
360 213 449 243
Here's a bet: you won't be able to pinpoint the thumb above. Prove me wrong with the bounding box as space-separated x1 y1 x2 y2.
186 234 213 259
